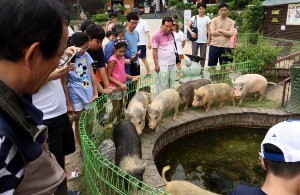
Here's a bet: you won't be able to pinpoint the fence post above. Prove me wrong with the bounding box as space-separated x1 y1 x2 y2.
285 63 300 113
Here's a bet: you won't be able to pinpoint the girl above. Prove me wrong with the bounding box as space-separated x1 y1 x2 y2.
106 40 139 125
172 21 186 80
187 2 211 67
66 32 98 152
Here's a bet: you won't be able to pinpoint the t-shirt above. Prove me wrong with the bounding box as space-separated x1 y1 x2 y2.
152 30 176 66
210 16 234 48
107 55 126 90
125 30 140 65
190 15 211 43
229 185 267 195
136 18 149 46
88 48 106 82
67 52 94 104
173 31 185 55
32 79 67 120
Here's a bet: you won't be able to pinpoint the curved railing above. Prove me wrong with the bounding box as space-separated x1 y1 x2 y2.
78 61 263 194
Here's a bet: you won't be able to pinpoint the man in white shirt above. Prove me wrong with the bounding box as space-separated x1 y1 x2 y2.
134 10 152 75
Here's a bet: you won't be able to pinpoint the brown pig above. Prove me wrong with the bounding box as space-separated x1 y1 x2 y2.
148 89 180 132
192 83 235 112
162 165 218 195
124 91 152 135
177 79 211 110
232 74 268 104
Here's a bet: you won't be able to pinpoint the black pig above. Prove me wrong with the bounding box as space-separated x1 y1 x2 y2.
113 121 146 190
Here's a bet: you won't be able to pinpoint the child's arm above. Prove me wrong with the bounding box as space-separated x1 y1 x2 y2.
89 66 99 102
60 74 74 115
107 60 127 90
126 74 140 82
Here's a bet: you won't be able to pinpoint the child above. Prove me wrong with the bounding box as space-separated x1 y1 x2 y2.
172 21 186 80
106 40 139 125
66 32 98 152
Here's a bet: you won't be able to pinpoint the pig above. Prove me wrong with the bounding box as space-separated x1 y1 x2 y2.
148 89 180 132
124 91 152 135
113 121 146 190
192 83 235 112
162 165 218 195
177 79 211 110
232 74 268 104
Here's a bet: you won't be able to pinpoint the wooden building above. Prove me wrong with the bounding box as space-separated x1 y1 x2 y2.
262 0 300 41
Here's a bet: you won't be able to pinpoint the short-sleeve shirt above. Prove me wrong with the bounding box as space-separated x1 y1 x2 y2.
190 15 211 43
173 31 185 55
107 55 127 90
136 18 149 46
210 16 234 48
67 52 94 104
125 30 140 65
229 28 238 49
229 185 267 195
152 30 176 66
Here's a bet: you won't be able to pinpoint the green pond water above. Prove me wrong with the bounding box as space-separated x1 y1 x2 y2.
155 128 267 194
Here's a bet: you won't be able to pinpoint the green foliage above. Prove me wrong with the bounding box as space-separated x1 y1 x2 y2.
206 5 218 15
228 10 239 21
231 40 280 70
239 0 264 33
231 0 253 9
92 13 109 23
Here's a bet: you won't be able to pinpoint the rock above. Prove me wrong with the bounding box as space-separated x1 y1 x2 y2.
98 139 116 163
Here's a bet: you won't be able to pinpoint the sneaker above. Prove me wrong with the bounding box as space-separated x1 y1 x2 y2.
67 189 80 195
99 114 109 126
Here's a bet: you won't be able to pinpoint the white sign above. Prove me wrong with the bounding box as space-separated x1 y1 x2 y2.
286 4 300 25
184 10 192 36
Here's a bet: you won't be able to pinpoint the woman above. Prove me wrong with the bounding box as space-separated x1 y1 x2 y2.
187 2 211 66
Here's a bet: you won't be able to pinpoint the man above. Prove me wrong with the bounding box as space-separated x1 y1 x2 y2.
230 120 300 194
134 9 152 75
152 17 177 93
208 2 234 66
0 0 72 194
124 12 140 77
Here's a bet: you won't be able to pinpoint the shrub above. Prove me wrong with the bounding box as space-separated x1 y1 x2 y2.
92 13 109 23
231 40 280 70
239 0 264 33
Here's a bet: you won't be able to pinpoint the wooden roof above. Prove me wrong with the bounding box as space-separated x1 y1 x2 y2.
262 0 300 6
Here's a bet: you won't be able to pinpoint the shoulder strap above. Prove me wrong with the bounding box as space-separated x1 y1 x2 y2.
171 33 178 54
194 15 197 27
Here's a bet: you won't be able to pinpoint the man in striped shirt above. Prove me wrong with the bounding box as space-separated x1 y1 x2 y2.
0 0 72 194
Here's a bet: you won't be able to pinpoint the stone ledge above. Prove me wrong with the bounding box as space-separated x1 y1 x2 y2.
141 106 300 188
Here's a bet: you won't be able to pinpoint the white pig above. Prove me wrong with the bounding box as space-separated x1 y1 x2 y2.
148 89 180 132
232 74 268 104
124 91 152 135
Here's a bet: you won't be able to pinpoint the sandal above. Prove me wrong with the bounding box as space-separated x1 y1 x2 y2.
66 170 82 181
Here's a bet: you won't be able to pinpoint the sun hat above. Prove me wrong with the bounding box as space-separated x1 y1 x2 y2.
261 120 300 163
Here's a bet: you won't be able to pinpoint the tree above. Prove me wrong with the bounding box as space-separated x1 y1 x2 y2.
168 0 195 19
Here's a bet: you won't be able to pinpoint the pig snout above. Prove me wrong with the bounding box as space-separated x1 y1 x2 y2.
148 120 157 129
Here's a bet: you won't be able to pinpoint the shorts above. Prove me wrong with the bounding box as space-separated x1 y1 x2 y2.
43 113 75 168
137 45 146 58
108 90 127 100
73 102 90 112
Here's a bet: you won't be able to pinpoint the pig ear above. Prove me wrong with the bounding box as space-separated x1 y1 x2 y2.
231 78 235 84
194 89 197 94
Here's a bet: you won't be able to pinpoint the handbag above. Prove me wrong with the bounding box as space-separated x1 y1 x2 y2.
187 15 198 42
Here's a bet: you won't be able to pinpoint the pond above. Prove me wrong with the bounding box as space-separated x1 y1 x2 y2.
155 127 268 194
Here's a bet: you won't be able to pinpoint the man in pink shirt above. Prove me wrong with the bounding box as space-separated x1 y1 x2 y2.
152 17 176 93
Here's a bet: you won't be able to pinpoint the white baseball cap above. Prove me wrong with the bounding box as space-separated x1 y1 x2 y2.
261 120 300 163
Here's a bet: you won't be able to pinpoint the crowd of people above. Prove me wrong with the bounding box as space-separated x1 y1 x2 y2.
1 0 299 195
